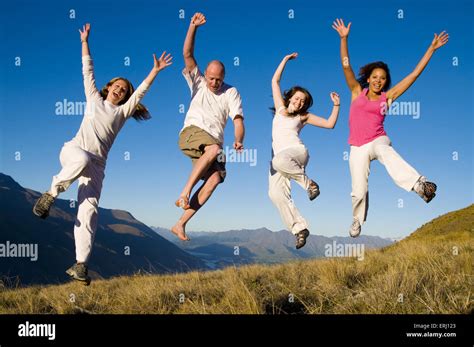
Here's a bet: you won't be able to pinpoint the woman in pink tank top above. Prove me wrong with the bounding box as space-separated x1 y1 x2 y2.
332 18 448 237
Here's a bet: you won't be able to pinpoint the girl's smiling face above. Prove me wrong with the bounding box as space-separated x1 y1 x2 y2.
367 68 387 94
106 79 129 105
287 91 307 114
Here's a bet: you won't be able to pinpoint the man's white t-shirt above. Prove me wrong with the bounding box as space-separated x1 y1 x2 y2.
181 66 243 144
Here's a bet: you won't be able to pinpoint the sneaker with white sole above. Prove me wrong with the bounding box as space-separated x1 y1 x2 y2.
413 176 437 203
66 263 91 285
349 218 361 238
307 180 320 201
32 192 55 219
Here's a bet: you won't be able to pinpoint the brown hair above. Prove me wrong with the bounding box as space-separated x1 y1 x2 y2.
100 77 151 121
271 86 314 116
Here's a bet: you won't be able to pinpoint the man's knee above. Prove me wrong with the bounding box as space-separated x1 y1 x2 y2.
204 144 222 159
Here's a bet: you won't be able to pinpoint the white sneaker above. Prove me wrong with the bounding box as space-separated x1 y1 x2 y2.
349 218 361 238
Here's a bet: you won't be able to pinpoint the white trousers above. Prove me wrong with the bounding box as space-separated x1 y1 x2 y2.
349 136 421 224
268 145 310 235
50 142 105 263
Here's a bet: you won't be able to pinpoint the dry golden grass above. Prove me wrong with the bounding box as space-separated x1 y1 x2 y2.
1 205 472 314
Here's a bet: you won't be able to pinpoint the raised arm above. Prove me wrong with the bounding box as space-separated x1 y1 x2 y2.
387 31 449 103
332 19 361 97
120 52 173 117
79 23 102 102
183 12 206 73
303 92 341 129
271 53 298 111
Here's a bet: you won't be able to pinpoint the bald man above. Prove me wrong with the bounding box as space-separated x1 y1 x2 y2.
172 12 245 241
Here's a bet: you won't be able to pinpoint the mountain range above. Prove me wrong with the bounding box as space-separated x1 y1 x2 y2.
151 226 393 269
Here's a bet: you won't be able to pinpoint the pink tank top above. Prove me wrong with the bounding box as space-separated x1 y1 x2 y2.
348 88 387 146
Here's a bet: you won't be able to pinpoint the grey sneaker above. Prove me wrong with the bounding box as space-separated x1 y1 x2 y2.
308 180 320 201
33 192 55 219
349 218 361 238
66 263 91 285
414 176 437 203
295 229 310 249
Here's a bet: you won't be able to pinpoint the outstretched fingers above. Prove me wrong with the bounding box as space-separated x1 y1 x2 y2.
332 18 351 36
432 31 449 49
153 51 173 70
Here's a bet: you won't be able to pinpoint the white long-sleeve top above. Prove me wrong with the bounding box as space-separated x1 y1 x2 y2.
68 55 150 162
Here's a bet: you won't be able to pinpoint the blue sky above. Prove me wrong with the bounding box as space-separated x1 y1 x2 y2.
1 0 472 238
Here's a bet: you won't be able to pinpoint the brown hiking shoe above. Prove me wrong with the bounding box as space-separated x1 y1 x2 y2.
414 176 437 203
66 263 91 286
295 229 310 249
33 192 55 219
308 180 320 201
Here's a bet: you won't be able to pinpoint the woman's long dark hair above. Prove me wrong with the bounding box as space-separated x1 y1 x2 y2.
100 77 151 121
270 86 313 115
357 61 392 92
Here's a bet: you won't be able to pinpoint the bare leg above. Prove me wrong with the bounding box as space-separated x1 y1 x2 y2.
177 144 221 206
171 170 222 240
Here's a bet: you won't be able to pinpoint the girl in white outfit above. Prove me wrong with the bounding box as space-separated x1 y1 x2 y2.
269 53 340 249
32 23 173 284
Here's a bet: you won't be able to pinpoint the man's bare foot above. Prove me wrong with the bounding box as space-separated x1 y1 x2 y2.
171 224 190 241
175 196 190 210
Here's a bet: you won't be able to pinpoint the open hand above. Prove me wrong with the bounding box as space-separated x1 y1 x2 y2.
431 31 449 50
332 18 351 38
79 23 91 42
153 51 173 72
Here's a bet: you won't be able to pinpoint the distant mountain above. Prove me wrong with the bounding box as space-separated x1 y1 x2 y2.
150 227 393 269
0 173 207 286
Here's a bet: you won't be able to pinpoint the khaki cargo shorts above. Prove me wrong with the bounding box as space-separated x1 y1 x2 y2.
178 125 226 182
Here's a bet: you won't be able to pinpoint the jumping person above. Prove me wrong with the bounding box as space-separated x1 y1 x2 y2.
171 12 245 241
32 23 173 284
269 53 340 249
332 18 448 237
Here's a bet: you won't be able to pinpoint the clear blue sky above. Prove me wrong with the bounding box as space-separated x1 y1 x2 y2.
1 0 472 238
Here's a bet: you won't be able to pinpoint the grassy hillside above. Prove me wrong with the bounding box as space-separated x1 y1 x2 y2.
1 205 472 314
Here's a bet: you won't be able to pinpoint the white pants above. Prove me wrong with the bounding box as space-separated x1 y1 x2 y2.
349 136 421 224
268 145 311 235
50 142 105 263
